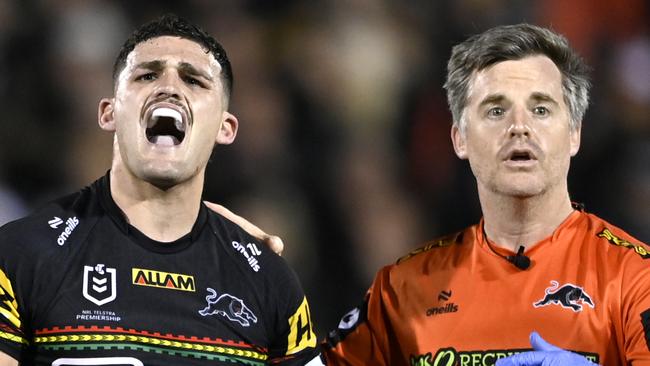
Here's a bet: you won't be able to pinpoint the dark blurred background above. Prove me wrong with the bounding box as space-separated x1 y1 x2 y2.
1 0 648 338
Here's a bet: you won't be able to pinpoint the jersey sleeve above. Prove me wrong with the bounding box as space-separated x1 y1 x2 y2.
267 260 321 365
323 265 393 366
0 228 30 361
618 235 650 364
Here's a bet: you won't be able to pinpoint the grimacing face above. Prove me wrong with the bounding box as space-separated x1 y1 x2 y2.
98 36 237 188
451 55 581 198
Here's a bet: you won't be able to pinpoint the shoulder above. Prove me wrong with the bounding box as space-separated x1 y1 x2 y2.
204 208 308 324
395 230 468 265
0 181 103 258
579 211 648 262
370 226 474 289
579 213 650 332
205 208 298 284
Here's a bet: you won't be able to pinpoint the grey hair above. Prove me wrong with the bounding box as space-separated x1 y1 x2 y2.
443 23 591 133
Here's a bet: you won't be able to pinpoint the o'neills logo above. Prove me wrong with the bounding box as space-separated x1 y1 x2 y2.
426 303 459 316
232 241 261 272
57 217 79 246
132 268 195 292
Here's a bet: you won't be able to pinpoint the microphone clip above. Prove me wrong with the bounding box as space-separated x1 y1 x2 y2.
506 245 531 270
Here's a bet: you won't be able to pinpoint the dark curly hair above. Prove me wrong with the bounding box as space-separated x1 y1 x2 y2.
112 14 233 100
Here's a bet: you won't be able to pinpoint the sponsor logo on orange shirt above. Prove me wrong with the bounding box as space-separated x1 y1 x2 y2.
597 228 650 259
410 347 599 366
426 290 459 316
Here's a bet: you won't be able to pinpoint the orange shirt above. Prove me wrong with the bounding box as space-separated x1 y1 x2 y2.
324 210 650 365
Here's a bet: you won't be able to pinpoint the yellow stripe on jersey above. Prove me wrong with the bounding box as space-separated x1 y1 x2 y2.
286 296 316 355
0 268 21 328
0 330 28 345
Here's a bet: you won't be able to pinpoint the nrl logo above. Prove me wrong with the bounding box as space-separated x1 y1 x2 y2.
83 264 117 306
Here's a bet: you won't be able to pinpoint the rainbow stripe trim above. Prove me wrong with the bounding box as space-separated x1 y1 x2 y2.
34 326 267 365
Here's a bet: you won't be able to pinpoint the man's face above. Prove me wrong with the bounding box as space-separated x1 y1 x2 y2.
99 36 237 188
451 55 580 198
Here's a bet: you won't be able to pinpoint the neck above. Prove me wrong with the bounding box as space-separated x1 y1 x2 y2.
479 184 574 252
109 164 204 243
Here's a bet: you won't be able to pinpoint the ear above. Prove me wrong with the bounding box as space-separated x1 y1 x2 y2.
98 98 116 132
216 111 239 145
451 125 468 159
569 124 581 157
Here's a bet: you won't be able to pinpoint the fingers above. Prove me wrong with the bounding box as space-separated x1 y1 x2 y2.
496 332 593 366
495 351 545 366
204 202 265 237
266 235 285 256
204 201 284 256
529 331 562 352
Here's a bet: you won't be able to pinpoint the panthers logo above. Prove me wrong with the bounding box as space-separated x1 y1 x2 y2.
533 281 594 312
198 288 257 327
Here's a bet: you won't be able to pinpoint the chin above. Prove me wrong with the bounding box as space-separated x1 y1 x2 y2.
492 176 545 198
148 176 181 190
139 167 187 190
500 185 546 198
503 189 542 199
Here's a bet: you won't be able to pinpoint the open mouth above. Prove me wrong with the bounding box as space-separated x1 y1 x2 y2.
509 151 533 161
146 107 186 146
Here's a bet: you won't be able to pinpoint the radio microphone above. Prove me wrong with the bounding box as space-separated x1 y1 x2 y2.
486 240 531 270
506 245 531 270
482 225 531 270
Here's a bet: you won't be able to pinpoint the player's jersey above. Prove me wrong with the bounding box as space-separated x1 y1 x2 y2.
324 209 650 365
0 173 321 365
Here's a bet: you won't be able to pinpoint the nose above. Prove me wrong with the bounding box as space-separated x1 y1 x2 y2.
507 107 531 138
152 70 182 100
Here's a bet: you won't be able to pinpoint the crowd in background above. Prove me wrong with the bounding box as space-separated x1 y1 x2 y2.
0 0 648 337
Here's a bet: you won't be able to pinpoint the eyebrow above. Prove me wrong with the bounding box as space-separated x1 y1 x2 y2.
134 60 165 72
477 92 560 107
530 92 559 105
179 62 214 82
478 94 506 108
134 60 214 82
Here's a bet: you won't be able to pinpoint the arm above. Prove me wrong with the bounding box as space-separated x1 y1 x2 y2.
267 264 320 364
203 201 284 255
619 237 650 365
0 352 17 366
323 268 392 366
0 266 27 364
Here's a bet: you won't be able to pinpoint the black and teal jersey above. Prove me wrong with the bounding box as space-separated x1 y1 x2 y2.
0 173 321 365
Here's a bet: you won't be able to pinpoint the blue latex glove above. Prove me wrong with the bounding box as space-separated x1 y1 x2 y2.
495 331 595 366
